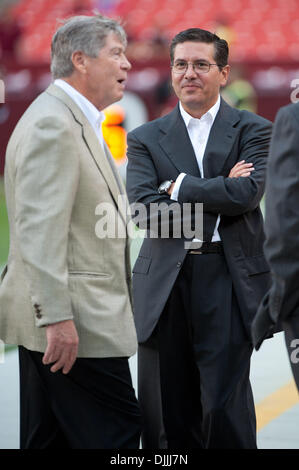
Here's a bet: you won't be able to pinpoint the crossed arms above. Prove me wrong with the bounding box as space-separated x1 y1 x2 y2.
126 117 272 222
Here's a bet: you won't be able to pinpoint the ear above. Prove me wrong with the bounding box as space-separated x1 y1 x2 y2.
220 64 230 87
71 51 88 74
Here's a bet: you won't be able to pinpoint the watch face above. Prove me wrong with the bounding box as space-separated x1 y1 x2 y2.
159 180 171 193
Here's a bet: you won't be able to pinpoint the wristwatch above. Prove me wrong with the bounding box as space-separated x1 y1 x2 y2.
158 180 174 194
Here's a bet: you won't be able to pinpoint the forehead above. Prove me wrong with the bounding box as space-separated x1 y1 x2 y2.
101 31 126 52
173 41 215 61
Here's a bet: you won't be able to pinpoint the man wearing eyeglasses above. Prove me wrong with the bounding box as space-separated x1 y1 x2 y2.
126 28 273 449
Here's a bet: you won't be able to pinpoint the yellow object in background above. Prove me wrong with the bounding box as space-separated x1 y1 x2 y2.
103 104 127 165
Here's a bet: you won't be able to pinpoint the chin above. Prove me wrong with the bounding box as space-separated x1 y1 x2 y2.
182 99 203 108
114 91 124 102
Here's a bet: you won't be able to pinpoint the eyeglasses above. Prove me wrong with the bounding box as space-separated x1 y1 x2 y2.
172 60 219 74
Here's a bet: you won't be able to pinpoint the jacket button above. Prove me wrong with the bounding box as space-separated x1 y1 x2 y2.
36 312 42 319
176 261 182 268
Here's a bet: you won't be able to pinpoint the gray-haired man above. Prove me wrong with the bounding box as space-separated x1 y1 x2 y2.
0 15 141 449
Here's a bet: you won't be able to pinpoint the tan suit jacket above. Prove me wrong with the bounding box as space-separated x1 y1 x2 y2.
0 84 137 357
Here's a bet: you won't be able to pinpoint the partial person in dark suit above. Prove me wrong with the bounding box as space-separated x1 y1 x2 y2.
126 28 272 449
252 102 299 390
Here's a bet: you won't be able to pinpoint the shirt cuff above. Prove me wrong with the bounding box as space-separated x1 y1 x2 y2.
170 173 186 201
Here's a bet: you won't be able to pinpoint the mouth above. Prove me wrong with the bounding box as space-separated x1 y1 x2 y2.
117 78 126 86
182 83 201 88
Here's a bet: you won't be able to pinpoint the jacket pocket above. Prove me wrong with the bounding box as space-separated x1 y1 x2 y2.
244 254 270 276
132 256 152 275
68 271 112 279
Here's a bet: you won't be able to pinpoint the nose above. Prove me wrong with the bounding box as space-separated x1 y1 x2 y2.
121 55 131 71
184 62 197 79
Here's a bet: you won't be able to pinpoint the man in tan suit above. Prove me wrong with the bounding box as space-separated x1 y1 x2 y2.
0 15 141 449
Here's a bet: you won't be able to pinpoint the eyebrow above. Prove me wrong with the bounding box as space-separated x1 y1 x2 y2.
174 58 209 62
110 47 124 53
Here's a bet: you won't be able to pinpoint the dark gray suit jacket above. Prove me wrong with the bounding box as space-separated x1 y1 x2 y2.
126 98 272 343
252 103 299 376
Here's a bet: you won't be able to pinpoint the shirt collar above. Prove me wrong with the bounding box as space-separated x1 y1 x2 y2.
54 79 106 129
179 95 221 128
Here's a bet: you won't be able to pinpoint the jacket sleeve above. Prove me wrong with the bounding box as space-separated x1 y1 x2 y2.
126 130 172 207
264 105 299 321
252 105 299 348
178 118 272 216
14 115 80 327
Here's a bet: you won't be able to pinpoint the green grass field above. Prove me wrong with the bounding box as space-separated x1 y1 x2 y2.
0 178 9 266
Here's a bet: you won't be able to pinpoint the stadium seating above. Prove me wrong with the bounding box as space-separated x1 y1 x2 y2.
10 0 299 62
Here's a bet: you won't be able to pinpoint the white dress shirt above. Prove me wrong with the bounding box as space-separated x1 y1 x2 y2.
54 79 106 148
171 96 221 242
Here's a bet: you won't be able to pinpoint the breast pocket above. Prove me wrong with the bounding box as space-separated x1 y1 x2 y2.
132 256 152 275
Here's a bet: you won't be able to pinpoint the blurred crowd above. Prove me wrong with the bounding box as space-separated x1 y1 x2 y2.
0 0 295 123
0 4 22 64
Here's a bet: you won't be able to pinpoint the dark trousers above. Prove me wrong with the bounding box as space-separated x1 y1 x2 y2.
19 346 142 449
138 252 256 449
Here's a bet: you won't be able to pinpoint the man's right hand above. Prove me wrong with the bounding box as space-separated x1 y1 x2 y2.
43 319 79 374
229 160 254 178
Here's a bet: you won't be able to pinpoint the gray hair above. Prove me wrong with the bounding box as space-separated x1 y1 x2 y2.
51 14 127 79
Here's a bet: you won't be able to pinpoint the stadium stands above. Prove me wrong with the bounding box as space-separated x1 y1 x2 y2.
9 0 299 63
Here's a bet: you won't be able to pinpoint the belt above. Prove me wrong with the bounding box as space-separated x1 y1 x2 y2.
188 241 223 255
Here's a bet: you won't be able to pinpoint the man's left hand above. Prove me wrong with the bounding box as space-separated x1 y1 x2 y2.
42 319 79 374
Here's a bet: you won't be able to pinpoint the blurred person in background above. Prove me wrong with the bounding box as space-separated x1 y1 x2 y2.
0 14 141 449
221 64 257 113
0 5 22 63
126 27 273 449
213 15 236 48
252 102 299 391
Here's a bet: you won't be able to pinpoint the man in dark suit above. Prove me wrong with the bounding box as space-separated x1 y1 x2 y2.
126 28 272 449
252 102 299 390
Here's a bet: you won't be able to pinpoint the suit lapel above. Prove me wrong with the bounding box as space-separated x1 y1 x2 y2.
45 84 126 223
202 98 240 178
81 123 122 206
102 140 129 225
103 140 126 195
158 105 201 177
